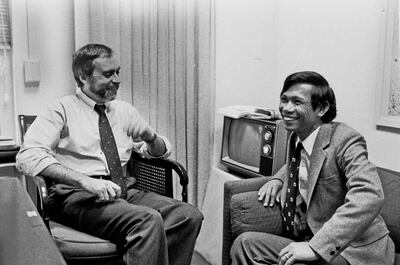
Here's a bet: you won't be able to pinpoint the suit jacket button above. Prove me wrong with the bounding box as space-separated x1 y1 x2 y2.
336 246 340 251
330 251 335 255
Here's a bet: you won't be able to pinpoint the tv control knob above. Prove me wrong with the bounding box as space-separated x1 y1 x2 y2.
263 145 272 156
264 131 273 142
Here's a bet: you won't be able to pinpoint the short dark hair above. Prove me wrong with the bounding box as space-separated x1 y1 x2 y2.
281 71 337 122
72 44 114 88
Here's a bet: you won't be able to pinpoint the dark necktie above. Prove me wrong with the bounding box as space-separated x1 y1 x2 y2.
282 141 303 239
94 104 127 199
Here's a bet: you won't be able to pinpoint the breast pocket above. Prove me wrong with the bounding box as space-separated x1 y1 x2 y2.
317 173 337 184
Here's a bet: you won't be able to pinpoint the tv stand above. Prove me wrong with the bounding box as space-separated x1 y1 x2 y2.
195 166 242 265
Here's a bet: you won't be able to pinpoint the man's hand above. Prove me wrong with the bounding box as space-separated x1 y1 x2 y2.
80 177 122 201
41 164 122 202
135 126 165 157
140 126 157 143
278 242 320 265
128 121 167 157
128 122 157 143
258 179 283 207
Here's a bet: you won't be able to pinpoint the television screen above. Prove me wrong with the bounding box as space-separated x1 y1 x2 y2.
227 119 262 169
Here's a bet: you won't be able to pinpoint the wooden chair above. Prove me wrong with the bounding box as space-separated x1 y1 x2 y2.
18 114 37 145
18 114 189 265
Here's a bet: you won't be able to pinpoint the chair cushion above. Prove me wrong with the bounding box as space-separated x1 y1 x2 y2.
230 191 282 239
378 168 400 252
50 221 121 259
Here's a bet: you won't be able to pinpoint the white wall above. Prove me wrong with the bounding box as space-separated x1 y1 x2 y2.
8 0 400 171
11 0 75 138
213 0 279 167
214 0 400 172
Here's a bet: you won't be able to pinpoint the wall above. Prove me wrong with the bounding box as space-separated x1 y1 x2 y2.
8 0 400 171
213 0 278 167
214 0 400 172
11 0 75 142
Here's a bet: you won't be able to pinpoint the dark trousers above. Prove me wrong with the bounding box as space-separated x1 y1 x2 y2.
231 232 349 265
49 186 203 265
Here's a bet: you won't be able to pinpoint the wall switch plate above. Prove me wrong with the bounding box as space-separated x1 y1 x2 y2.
24 60 41 84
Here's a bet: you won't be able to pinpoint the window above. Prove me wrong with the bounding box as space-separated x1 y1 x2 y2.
0 0 14 139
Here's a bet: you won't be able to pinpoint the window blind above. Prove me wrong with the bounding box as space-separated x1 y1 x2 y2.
0 0 11 49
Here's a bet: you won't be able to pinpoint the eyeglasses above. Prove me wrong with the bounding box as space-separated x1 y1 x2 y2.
92 70 120 80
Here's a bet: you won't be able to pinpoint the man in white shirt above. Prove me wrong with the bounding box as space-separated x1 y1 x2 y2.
230 71 394 265
16 43 203 265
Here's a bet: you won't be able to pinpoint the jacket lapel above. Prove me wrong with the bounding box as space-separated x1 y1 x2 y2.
305 123 332 206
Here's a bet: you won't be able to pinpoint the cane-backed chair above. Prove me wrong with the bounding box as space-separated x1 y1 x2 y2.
18 114 188 265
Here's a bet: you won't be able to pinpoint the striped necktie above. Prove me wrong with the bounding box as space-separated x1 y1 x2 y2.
94 104 127 199
282 142 303 239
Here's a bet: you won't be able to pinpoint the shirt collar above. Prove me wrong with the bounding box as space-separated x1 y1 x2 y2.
76 87 112 111
297 126 321 156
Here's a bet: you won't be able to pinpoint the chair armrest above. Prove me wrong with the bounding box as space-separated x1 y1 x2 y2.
222 177 268 265
129 152 189 202
224 177 268 198
230 191 282 238
25 175 50 229
222 176 276 265
161 157 189 201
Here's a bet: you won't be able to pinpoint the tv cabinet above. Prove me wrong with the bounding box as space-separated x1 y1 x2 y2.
195 166 242 265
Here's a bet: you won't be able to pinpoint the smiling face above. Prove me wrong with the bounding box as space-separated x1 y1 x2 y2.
279 83 327 140
81 55 121 104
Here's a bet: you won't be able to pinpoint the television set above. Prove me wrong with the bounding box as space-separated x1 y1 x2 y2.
220 116 288 178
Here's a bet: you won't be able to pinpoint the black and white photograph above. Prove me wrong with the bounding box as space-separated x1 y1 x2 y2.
1 1 400 265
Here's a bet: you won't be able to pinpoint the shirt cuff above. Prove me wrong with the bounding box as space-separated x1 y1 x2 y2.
17 155 60 177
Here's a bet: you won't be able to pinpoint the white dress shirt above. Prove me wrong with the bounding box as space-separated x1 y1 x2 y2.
298 126 321 203
16 88 171 178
